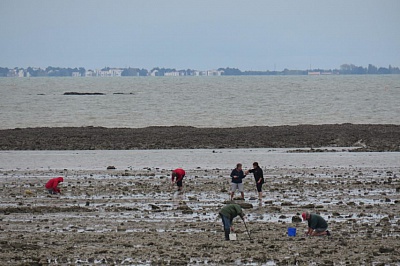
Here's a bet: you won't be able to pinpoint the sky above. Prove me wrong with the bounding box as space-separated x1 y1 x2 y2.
1 0 399 71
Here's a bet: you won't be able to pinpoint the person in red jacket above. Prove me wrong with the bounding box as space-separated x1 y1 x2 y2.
45 177 64 194
171 168 185 191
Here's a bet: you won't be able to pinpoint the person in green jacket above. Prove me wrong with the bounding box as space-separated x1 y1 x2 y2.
219 204 245 241
302 211 331 236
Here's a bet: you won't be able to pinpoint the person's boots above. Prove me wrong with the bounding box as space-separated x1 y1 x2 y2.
224 230 230 241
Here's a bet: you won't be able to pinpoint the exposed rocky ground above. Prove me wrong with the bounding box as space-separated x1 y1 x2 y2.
0 166 399 265
0 124 399 265
0 124 399 151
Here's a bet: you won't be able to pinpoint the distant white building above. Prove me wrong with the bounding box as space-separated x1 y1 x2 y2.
194 71 207 76
164 71 186 76
164 72 179 76
308 71 321 75
85 70 95 77
194 70 223 76
18 69 25 77
93 68 124 77
207 70 223 76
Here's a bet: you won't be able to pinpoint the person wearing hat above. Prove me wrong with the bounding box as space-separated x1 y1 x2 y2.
45 177 64 194
302 211 331 236
219 204 245 241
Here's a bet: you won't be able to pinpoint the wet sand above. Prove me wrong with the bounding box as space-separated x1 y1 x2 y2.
0 124 399 265
0 165 399 265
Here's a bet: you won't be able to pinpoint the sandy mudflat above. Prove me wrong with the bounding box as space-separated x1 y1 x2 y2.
0 124 399 265
0 165 399 265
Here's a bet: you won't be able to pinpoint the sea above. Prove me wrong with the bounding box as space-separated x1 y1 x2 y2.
1 75 399 172
0 75 399 130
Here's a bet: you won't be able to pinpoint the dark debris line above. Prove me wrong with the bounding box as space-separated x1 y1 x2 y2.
0 124 399 151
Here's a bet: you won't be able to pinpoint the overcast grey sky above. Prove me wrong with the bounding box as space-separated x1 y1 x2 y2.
1 0 399 71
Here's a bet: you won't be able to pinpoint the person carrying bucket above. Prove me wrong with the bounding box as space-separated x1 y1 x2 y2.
245 162 264 201
302 211 331 236
171 168 185 192
219 204 245 241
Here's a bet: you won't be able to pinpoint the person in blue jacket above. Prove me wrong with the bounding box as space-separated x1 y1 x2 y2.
230 163 246 200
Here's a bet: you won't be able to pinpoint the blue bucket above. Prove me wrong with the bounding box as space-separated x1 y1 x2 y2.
288 227 296 237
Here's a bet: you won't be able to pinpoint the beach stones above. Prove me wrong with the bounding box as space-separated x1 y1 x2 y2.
291 216 302 223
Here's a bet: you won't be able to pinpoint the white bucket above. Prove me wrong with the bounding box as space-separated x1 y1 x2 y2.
229 233 237 240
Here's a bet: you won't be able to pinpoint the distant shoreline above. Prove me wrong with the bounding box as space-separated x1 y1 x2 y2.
1 124 399 151
1 64 400 77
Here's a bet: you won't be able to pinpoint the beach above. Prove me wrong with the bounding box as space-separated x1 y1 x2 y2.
0 124 399 265
0 165 399 265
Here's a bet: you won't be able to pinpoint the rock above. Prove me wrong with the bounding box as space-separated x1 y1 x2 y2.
379 247 395 253
292 216 302 223
177 204 193 214
338 238 348 246
237 202 253 209
117 226 126 232
270 206 281 212
233 196 245 200
3 125 400 150
150 204 161 210
64 92 105 95
379 217 390 225
182 209 193 214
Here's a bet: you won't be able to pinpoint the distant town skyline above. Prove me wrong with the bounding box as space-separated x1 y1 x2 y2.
1 0 399 70
2 63 398 77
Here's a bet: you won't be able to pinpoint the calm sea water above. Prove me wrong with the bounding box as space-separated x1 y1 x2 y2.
0 75 399 129
1 148 399 171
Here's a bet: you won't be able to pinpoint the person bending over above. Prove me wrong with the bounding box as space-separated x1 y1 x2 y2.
302 211 331 236
171 168 186 192
219 204 245 241
45 177 64 194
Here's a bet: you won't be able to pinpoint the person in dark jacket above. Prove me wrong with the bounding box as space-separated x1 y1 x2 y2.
219 204 245 241
302 211 331 236
229 163 246 200
45 177 64 194
245 162 264 201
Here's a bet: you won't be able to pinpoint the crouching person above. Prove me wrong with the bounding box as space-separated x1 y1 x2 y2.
219 204 245 241
45 177 64 194
302 211 331 236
